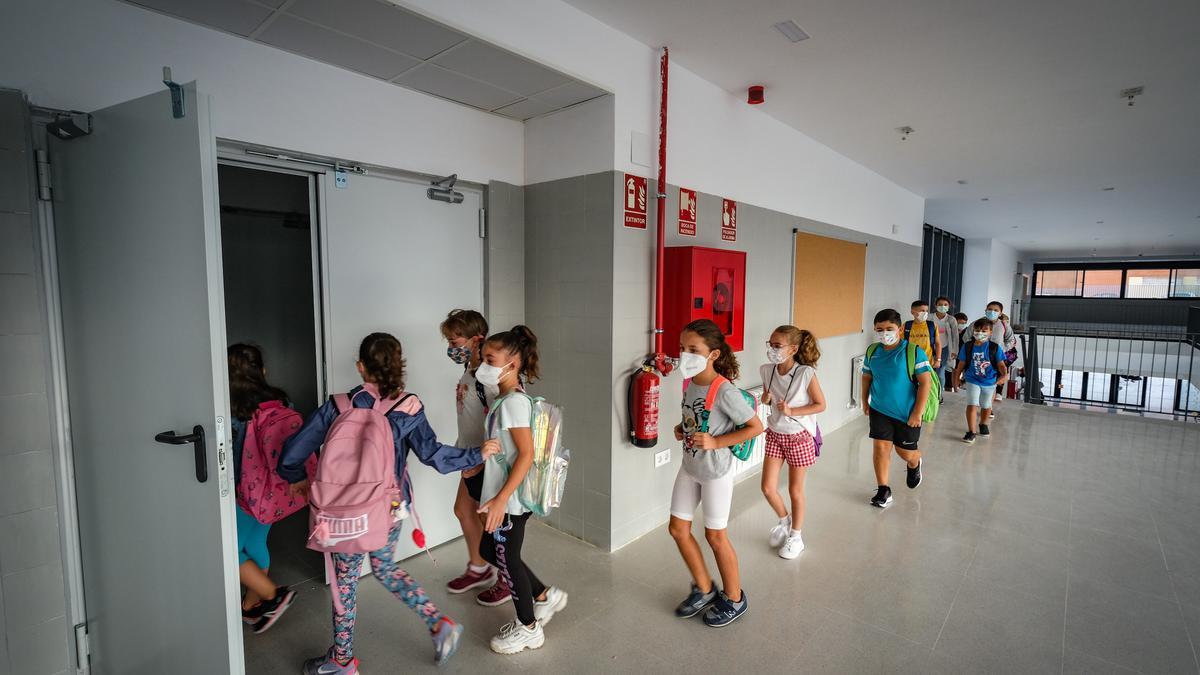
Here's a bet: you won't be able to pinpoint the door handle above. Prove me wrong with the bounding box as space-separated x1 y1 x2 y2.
154 425 208 483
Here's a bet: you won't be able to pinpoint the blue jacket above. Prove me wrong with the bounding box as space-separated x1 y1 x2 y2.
277 385 482 502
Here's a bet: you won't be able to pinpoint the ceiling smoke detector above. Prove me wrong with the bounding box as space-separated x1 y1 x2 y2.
896 126 914 141
772 20 810 43
1120 86 1144 107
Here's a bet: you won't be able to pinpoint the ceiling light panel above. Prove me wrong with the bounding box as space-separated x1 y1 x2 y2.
286 0 465 60
772 20 810 43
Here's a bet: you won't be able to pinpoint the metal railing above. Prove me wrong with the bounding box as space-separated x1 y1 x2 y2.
1020 323 1200 422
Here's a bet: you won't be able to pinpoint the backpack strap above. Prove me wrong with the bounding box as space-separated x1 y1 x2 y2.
331 393 351 414
905 342 917 382
903 320 913 339
866 343 879 361
385 392 417 414
927 320 937 344
704 376 730 412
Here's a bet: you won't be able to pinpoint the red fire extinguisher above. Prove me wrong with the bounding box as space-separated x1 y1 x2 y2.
629 365 660 448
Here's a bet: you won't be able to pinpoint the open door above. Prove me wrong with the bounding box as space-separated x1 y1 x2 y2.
50 85 242 674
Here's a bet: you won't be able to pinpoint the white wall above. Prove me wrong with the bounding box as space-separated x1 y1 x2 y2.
961 238 1021 321
525 95 615 184
0 0 524 185
398 0 925 242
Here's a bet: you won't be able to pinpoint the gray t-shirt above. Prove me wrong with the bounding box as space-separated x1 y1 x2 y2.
681 379 757 481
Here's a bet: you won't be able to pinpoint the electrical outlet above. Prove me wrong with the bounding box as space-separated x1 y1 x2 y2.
654 448 671 468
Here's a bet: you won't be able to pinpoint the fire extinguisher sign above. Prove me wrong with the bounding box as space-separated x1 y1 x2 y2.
721 199 737 241
678 187 697 236
623 174 648 229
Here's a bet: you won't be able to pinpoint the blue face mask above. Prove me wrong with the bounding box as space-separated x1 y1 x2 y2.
985 310 999 321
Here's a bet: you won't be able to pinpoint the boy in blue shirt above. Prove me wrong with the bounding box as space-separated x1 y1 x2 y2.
861 309 934 508
953 318 1009 444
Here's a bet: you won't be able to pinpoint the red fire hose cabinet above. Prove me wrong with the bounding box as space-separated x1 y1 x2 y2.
663 246 747 358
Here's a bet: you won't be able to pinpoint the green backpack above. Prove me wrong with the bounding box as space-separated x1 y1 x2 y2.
865 341 941 422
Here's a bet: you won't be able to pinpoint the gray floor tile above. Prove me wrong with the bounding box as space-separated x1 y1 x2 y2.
966 528 1070 602
1062 649 1140 674
792 609 932 675
1068 526 1175 600
932 576 1064 674
1065 575 1197 674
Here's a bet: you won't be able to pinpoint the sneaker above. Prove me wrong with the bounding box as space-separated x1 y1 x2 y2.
447 564 496 594
702 590 749 627
431 617 463 665
674 584 718 618
302 651 359 675
768 521 789 548
962 431 977 444
533 586 568 626
779 534 805 559
476 579 512 607
906 459 923 489
870 485 893 509
489 620 545 655
250 586 296 634
979 424 991 437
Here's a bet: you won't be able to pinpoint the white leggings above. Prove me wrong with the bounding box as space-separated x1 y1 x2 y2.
669 467 735 530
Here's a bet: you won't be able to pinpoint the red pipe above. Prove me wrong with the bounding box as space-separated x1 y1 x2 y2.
653 47 669 366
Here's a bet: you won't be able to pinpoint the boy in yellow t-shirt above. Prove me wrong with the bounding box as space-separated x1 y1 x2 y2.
903 300 942 373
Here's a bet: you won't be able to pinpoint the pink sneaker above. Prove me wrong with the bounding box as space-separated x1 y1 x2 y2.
476 579 512 607
446 565 496 594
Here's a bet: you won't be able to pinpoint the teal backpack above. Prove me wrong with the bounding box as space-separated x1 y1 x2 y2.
865 341 941 422
697 375 760 461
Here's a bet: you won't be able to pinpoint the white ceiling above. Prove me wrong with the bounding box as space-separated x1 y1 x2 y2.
121 0 607 121
562 0 1200 254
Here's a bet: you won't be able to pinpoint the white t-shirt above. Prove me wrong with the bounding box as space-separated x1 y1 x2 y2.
759 363 817 436
454 368 498 448
480 393 532 516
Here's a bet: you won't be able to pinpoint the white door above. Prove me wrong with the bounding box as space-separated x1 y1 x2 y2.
51 85 242 674
323 173 484 559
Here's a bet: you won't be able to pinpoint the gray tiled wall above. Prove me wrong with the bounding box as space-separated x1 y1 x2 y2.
524 173 614 549
486 181 526 331
0 90 71 675
609 173 921 549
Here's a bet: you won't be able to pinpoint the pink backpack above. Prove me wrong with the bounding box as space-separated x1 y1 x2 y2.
236 401 312 525
306 390 416 554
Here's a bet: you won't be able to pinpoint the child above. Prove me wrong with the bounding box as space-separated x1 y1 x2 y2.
228 343 298 634
439 310 509 606
670 319 763 626
950 313 970 393
279 332 491 673
954 319 1009 443
985 301 1015 407
476 326 568 654
862 309 933 508
759 326 826 559
932 296 958 398
904 300 942 377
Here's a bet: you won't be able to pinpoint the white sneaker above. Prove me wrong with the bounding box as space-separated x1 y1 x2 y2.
768 522 789 548
490 620 545 655
779 534 805 559
533 586 568 626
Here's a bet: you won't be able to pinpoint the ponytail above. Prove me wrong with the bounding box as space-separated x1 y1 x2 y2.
486 325 541 383
772 325 821 367
358 332 406 399
683 319 740 381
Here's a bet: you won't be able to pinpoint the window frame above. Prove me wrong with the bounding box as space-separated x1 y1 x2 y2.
1031 260 1200 300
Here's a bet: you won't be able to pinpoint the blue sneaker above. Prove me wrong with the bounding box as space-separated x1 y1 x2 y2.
432 617 463 665
703 590 748 627
301 650 359 675
674 584 717 618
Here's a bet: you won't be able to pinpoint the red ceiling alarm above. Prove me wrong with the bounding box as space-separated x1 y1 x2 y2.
747 85 765 104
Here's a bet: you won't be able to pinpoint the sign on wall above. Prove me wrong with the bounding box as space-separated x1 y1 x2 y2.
721 198 737 241
678 187 697 236
623 173 648 229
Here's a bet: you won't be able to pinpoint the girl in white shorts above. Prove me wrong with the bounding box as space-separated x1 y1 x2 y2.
669 319 762 628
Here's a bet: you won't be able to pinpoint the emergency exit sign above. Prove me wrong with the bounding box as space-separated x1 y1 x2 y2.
624 173 647 229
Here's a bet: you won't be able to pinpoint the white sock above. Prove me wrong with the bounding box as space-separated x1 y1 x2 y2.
469 562 490 574
790 529 803 538
778 515 790 526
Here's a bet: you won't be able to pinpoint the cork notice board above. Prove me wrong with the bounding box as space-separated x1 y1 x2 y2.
792 231 866 339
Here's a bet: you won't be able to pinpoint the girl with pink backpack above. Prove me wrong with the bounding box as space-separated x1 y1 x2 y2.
277 332 497 674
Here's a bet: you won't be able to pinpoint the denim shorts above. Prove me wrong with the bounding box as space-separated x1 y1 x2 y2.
964 382 997 409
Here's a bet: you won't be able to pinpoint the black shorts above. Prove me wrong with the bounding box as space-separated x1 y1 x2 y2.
868 409 921 450
463 469 484 502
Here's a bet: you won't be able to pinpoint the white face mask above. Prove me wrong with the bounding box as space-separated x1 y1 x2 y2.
875 329 900 346
916 311 929 322
957 323 968 330
475 361 512 386
973 331 990 341
766 347 788 365
678 352 711 379
936 305 949 314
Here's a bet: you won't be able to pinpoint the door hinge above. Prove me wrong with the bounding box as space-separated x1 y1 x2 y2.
74 622 91 669
478 208 487 239
36 149 52 201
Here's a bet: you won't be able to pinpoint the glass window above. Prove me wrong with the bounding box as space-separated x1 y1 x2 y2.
1082 270 1122 298
1058 370 1084 398
1116 376 1144 406
1035 270 1082 296
1085 374 1111 403
1177 381 1200 413
1124 269 1171 299
1172 269 1200 298
1038 368 1056 397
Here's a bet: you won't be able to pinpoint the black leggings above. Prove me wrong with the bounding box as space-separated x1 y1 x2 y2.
481 512 546 626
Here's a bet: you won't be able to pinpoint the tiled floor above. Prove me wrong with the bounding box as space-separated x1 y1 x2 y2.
245 396 1200 674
